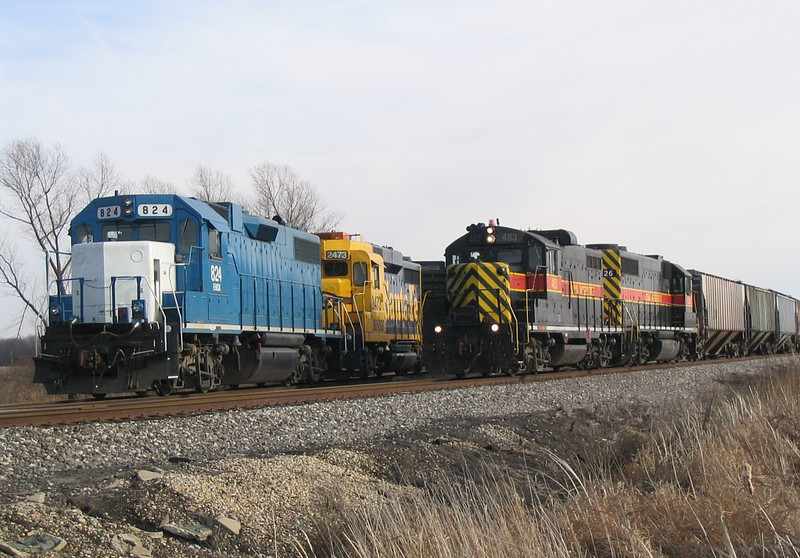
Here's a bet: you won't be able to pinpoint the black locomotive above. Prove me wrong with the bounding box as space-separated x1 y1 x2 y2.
420 221 797 378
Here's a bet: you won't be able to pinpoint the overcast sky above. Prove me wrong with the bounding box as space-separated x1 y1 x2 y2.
1 1 799 334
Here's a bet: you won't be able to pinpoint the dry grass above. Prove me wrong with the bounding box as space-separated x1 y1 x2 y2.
314 364 800 558
0 365 61 404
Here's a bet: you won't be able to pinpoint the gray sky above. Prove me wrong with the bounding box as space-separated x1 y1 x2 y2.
2 1 799 334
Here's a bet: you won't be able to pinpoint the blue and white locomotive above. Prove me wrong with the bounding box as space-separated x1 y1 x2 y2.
34 194 345 397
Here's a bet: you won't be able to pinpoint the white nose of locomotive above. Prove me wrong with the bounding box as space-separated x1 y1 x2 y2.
71 241 176 323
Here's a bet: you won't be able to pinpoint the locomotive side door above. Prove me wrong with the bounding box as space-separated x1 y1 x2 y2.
176 211 202 292
350 252 386 339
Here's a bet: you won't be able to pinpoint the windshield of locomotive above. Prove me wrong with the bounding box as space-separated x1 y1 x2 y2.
72 222 172 243
449 244 543 273
449 247 524 271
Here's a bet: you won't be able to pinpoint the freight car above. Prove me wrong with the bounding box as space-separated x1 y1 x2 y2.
690 270 799 357
421 221 799 377
33 193 420 397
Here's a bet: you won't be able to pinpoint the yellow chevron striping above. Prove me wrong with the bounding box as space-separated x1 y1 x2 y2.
601 249 622 325
447 263 513 323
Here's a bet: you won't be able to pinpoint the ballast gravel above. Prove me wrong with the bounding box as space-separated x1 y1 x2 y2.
0 356 797 556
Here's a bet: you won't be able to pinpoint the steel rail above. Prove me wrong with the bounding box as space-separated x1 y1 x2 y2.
0 356 770 428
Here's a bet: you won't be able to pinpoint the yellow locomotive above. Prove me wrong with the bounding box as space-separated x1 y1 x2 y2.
316 232 421 377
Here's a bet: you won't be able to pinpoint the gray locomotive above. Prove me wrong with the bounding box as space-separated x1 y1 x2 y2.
420 221 798 377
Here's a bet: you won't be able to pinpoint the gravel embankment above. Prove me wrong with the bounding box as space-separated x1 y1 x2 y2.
2 357 795 495
0 356 796 557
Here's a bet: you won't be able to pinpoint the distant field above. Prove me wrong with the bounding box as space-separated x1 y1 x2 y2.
0 365 61 404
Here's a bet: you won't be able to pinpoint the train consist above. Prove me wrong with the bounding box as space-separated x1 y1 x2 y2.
33 194 421 397
32 195 799 396
420 221 800 377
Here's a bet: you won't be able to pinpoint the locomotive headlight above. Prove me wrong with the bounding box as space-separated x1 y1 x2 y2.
131 301 142 313
490 323 500 333
124 207 133 216
486 234 496 243
486 226 494 235
434 324 443 334
124 198 133 206
50 305 61 315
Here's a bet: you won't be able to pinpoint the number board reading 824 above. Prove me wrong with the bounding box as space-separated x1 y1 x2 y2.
137 204 173 217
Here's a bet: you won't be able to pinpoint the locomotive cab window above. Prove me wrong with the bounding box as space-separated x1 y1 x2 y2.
353 262 367 286
179 219 198 254
208 227 221 260
139 222 170 242
547 250 559 273
372 263 380 288
323 261 348 277
75 225 93 244
529 245 544 271
498 248 523 271
103 224 134 241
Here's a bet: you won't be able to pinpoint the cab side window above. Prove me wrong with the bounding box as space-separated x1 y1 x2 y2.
208 227 221 259
353 262 367 286
75 225 93 243
179 219 198 254
372 263 380 288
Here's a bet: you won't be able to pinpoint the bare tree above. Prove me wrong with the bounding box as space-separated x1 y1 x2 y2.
249 162 342 231
0 236 46 329
139 175 180 195
188 165 233 202
76 152 128 199
0 139 76 310
0 138 126 329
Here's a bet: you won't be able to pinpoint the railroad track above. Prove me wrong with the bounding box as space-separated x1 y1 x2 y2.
0 358 762 428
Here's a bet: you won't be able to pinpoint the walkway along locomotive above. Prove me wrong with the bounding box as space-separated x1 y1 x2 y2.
33 194 421 397
420 221 799 378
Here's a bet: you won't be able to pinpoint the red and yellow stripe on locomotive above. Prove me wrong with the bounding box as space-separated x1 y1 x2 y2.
422 222 698 377
316 232 421 376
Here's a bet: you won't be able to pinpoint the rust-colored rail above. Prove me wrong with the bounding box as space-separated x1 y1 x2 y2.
0 357 765 428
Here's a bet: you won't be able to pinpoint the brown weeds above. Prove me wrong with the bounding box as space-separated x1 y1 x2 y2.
317 364 800 557
0 365 60 404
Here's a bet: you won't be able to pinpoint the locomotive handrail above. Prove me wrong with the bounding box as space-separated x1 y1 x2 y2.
420 290 431 338
164 261 190 352
524 288 536 346
47 276 85 323
45 249 73 297
352 287 368 353
322 293 354 352
110 274 169 350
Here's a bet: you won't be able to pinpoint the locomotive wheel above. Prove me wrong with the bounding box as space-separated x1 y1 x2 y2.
598 346 613 368
196 365 212 393
153 380 173 396
195 362 221 393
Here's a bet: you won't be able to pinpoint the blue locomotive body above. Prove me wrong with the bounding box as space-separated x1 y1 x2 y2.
34 194 343 396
